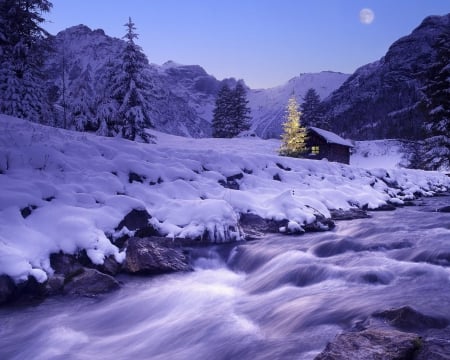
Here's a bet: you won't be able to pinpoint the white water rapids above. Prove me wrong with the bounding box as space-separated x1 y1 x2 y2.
1 196 449 359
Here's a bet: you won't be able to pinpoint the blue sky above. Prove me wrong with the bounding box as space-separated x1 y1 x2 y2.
46 0 449 89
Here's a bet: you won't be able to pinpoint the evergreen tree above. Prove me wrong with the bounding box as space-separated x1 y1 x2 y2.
0 0 53 123
212 84 233 138
109 17 154 142
301 88 326 128
279 95 308 157
67 64 96 131
96 59 119 137
231 81 251 134
212 81 251 138
420 34 450 170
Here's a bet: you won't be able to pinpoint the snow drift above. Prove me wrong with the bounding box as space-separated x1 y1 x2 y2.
0 115 449 283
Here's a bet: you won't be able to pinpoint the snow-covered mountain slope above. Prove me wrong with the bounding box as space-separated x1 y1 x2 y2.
46 25 211 137
351 140 407 169
1 115 449 283
249 72 349 138
46 25 347 138
322 13 450 140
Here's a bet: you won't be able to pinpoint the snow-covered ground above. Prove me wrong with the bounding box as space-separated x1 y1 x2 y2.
1 115 449 283
351 139 406 169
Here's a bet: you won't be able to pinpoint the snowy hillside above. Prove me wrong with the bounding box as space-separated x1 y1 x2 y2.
351 140 406 169
1 115 449 284
249 72 350 138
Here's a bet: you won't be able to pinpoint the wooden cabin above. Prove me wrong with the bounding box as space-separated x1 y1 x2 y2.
306 127 353 164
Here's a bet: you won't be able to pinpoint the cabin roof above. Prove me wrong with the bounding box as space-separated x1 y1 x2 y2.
308 127 353 148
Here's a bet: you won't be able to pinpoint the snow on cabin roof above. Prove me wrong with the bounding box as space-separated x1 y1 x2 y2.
308 127 354 147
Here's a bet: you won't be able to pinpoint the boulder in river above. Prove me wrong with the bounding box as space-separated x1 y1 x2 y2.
315 328 421 360
124 237 192 275
63 268 120 296
373 306 449 331
50 252 84 278
330 208 370 220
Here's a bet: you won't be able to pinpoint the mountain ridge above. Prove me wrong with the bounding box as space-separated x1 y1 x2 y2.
323 13 450 140
45 24 349 138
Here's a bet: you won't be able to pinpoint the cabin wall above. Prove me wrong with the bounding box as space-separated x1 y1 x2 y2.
306 132 351 164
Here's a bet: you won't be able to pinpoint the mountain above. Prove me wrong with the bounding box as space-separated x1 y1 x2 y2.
46 25 211 137
322 13 450 140
45 25 348 138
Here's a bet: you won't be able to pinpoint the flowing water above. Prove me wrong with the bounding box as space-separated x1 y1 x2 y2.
1 196 449 360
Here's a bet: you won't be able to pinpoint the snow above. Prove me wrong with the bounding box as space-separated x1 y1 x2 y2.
309 127 353 147
0 115 449 283
351 140 405 169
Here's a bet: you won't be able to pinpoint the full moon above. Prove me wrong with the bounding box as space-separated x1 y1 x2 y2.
359 8 375 24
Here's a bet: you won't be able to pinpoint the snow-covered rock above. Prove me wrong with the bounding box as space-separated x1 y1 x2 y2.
0 115 449 284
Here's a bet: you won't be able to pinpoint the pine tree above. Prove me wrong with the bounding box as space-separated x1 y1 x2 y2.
0 0 53 123
232 81 251 135
212 84 233 138
67 64 96 131
212 81 251 138
420 34 450 170
301 88 326 128
279 95 308 157
96 59 119 137
109 17 154 142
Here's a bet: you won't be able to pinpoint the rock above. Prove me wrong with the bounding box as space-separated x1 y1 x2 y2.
63 268 120 296
368 203 397 211
77 251 122 276
303 216 335 232
50 252 84 278
437 206 450 213
14 276 47 302
44 274 65 296
315 328 421 360
416 328 450 360
218 173 243 190
239 213 288 239
275 162 291 171
0 275 16 305
124 237 191 275
272 173 282 181
128 171 145 183
20 205 37 218
117 208 152 231
116 208 158 238
330 208 370 220
98 255 122 275
373 306 449 331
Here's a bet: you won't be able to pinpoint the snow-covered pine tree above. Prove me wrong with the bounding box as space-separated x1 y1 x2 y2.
279 95 308 157
95 59 120 137
0 0 53 124
420 34 450 171
212 81 251 138
301 88 326 128
109 17 154 142
232 81 251 135
67 64 96 131
212 83 233 138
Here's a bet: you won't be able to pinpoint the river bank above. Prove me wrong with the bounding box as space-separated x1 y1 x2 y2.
1 195 449 359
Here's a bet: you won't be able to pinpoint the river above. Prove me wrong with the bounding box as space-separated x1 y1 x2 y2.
1 196 449 359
